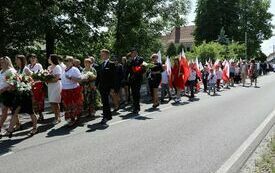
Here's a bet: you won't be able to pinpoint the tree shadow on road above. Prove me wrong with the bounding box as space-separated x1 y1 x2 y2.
0 136 31 156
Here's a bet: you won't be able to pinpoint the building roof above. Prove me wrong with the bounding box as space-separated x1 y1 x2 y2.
162 25 195 44
267 52 275 61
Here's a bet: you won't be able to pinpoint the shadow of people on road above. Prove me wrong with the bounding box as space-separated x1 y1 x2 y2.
0 136 31 156
86 123 109 132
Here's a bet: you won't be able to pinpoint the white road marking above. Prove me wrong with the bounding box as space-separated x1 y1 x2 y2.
215 108 275 173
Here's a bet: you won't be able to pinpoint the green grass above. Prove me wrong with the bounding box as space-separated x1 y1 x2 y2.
254 136 275 173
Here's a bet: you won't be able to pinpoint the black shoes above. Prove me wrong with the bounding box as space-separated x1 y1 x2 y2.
152 103 160 109
100 117 112 125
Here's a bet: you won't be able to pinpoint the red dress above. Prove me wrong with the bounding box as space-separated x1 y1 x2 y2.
32 81 45 112
172 65 184 90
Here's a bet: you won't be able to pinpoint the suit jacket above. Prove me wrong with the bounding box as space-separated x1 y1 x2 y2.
129 56 144 84
97 60 116 90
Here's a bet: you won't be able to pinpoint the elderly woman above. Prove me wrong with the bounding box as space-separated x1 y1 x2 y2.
147 54 163 108
81 58 98 117
61 56 83 126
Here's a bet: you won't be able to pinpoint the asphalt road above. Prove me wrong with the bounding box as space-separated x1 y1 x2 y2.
1 73 275 173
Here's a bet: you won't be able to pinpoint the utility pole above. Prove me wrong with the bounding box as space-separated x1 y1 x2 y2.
245 32 248 60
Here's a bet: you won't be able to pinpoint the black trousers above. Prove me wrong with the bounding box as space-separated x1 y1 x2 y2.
130 82 141 111
99 88 112 120
188 80 196 98
203 79 208 92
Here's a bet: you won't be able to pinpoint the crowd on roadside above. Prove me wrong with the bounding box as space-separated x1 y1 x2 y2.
0 48 273 139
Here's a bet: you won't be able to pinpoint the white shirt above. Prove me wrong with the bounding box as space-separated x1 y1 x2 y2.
235 66 240 74
60 62 66 74
48 65 62 78
27 63 43 73
18 66 32 75
208 73 217 84
0 68 17 90
103 59 109 67
188 70 197 81
216 70 222 80
161 71 169 84
61 66 81 89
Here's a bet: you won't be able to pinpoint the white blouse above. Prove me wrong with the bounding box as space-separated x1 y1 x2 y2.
28 63 43 73
61 67 81 89
0 68 17 90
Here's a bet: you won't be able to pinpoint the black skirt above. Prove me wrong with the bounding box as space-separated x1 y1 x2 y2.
148 75 161 89
13 91 34 115
1 91 15 108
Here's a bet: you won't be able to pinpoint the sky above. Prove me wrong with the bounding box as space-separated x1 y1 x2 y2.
186 0 275 56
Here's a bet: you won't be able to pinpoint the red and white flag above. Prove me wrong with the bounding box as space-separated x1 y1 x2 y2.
157 50 162 64
222 60 230 82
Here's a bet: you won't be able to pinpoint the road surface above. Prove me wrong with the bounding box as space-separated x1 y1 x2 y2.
1 73 275 173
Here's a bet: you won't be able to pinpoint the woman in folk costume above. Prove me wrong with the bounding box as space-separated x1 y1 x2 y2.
47 54 62 124
27 53 45 121
0 57 17 138
61 56 83 126
81 58 100 117
6 55 38 138
172 57 184 103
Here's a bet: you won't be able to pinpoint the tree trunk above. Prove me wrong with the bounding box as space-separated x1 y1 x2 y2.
45 30 55 59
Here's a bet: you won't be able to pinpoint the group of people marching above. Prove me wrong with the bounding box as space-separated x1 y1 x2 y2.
0 47 270 139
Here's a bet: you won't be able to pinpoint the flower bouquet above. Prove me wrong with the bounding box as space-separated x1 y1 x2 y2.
32 70 55 82
81 71 96 81
6 73 33 96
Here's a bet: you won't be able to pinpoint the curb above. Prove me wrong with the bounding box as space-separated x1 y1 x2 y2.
215 108 275 173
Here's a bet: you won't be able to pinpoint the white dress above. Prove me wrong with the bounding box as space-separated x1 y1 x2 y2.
47 65 62 103
27 63 43 73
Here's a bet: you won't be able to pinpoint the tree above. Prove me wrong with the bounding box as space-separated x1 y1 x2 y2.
217 27 230 45
0 0 113 59
194 0 273 57
177 43 186 55
112 0 191 59
166 43 177 57
194 0 240 44
237 0 273 57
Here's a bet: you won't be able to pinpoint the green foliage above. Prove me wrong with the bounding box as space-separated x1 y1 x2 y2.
166 43 177 57
113 0 191 60
177 43 186 55
190 42 245 63
194 0 273 57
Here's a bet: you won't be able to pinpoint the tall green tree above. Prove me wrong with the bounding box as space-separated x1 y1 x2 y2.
194 0 240 44
113 0 190 59
194 0 273 57
237 0 273 57
0 0 112 58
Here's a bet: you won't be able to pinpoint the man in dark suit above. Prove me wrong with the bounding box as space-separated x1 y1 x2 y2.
97 49 116 125
129 48 144 114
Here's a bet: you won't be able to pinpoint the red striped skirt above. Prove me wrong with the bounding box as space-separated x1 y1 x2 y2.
32 82 45 112
61 86 83 120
